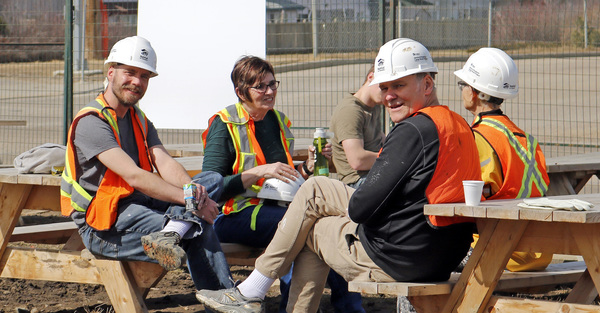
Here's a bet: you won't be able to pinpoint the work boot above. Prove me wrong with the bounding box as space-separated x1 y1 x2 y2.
196 285 263 313
141 231 186 271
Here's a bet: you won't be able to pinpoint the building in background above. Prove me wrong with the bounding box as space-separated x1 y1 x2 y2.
267 0 306 22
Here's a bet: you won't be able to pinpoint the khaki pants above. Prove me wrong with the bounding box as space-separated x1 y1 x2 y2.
255 177 394 313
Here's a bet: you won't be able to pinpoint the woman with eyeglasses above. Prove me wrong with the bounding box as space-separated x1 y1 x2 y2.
456 47 551 273
201 56 358 312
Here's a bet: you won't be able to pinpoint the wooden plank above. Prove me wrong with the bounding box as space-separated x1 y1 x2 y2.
443 219 528 312
495 261 586 292
409 294 449 313
348 261 587 296
94 258 149 313
0 168 19 183
426 194 600 224
164 143 204 157
553 210 600 223
0 247 102 284
518 208 554 221
454 205 487 218
513 221 580 255
10 221 77 244
546 152 600 174
127 261 167 289
486 295 600 313
566 269 599 304
25 185 61 211
221 243 264 266
423 203 456 217
571 223 600 303
0 183 32 263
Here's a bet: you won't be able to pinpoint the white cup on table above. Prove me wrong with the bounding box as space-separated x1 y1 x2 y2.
462 180 484 206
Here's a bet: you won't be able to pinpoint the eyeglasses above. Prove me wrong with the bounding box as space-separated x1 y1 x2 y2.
457 81 469 91
250 80 280 93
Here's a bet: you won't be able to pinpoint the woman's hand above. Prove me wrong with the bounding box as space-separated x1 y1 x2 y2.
243 162 299 187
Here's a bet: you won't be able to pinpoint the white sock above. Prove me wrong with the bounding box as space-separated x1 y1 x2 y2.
237 269 275 300
162 220 192 238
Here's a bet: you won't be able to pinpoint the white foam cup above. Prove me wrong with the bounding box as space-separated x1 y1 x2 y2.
462 180 484 206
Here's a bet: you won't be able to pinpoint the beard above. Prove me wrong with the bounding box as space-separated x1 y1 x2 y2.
112 83 144 107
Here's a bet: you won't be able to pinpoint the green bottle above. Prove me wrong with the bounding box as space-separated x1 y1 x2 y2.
313 128 329 177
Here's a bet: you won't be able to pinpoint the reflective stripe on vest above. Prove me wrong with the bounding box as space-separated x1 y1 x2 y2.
477 117 549 199
202 102 294 230
416 106 481 227
60 95 153 230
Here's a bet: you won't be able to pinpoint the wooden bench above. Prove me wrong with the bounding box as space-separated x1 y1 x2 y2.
10 221 264 266
348 261 587 312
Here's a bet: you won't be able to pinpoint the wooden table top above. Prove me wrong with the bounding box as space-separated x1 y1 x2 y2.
545 151 600 173
0 156 206 187
424 193 600 223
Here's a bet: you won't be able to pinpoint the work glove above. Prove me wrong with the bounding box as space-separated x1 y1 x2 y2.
517 198 594 211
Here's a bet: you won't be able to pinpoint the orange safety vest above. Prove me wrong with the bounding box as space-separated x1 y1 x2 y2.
60 94 153 231
201 102 294 230
473 114 549 199
416 106 482 227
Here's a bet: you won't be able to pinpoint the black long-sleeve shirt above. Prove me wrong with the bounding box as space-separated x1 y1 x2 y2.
349 113 474 282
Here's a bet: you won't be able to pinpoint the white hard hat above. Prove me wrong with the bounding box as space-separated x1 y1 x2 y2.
105 36 158 77
257 173 305 202
370 38 438 86
454 47 518 100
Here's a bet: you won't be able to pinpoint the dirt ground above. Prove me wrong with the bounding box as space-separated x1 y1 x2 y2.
0 211 398 313
0 267 397 313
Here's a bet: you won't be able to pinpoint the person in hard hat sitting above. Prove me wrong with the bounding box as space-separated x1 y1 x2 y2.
201 56 360 312
196 38 481 313
329 65 385 190
60 36 233 293
455 47 552 272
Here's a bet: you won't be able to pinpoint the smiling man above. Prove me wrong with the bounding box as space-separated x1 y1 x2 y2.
60 36 233 295
196 38 482 313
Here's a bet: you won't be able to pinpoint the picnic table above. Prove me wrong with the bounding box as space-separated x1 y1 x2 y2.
0 155 204 313
422 193 600 312
545 151 600 196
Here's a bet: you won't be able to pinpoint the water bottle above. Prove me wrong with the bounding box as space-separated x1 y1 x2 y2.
313 128 330 177
183 183 198 211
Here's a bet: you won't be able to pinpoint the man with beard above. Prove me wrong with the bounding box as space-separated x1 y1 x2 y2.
60 36 233 293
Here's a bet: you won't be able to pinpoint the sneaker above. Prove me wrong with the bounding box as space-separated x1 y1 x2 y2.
141 231 186 271
196 286 263 313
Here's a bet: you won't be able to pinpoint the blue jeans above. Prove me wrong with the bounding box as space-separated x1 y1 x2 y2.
214 203 364 313
73 171 233 291
348 177 367 189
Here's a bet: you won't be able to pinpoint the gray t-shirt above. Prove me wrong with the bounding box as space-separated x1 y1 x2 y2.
73 109 161 195
330 93 383 185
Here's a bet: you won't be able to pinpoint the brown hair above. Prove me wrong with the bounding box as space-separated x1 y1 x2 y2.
231 56 275 103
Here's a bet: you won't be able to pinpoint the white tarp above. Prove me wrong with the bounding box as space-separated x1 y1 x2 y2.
138 0 266 129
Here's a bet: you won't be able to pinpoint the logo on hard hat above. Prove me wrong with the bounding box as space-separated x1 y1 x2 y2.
503 82 516 90
414 55 428 62
468 64 480 77
139 49 149 61
376 58 385 72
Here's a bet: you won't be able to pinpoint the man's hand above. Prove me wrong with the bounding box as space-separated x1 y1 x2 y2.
191 184 220 224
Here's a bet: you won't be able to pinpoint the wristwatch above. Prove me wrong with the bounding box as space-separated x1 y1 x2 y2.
302 161 313 175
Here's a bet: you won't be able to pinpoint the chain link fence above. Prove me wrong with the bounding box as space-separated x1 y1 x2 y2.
1 0 599 189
